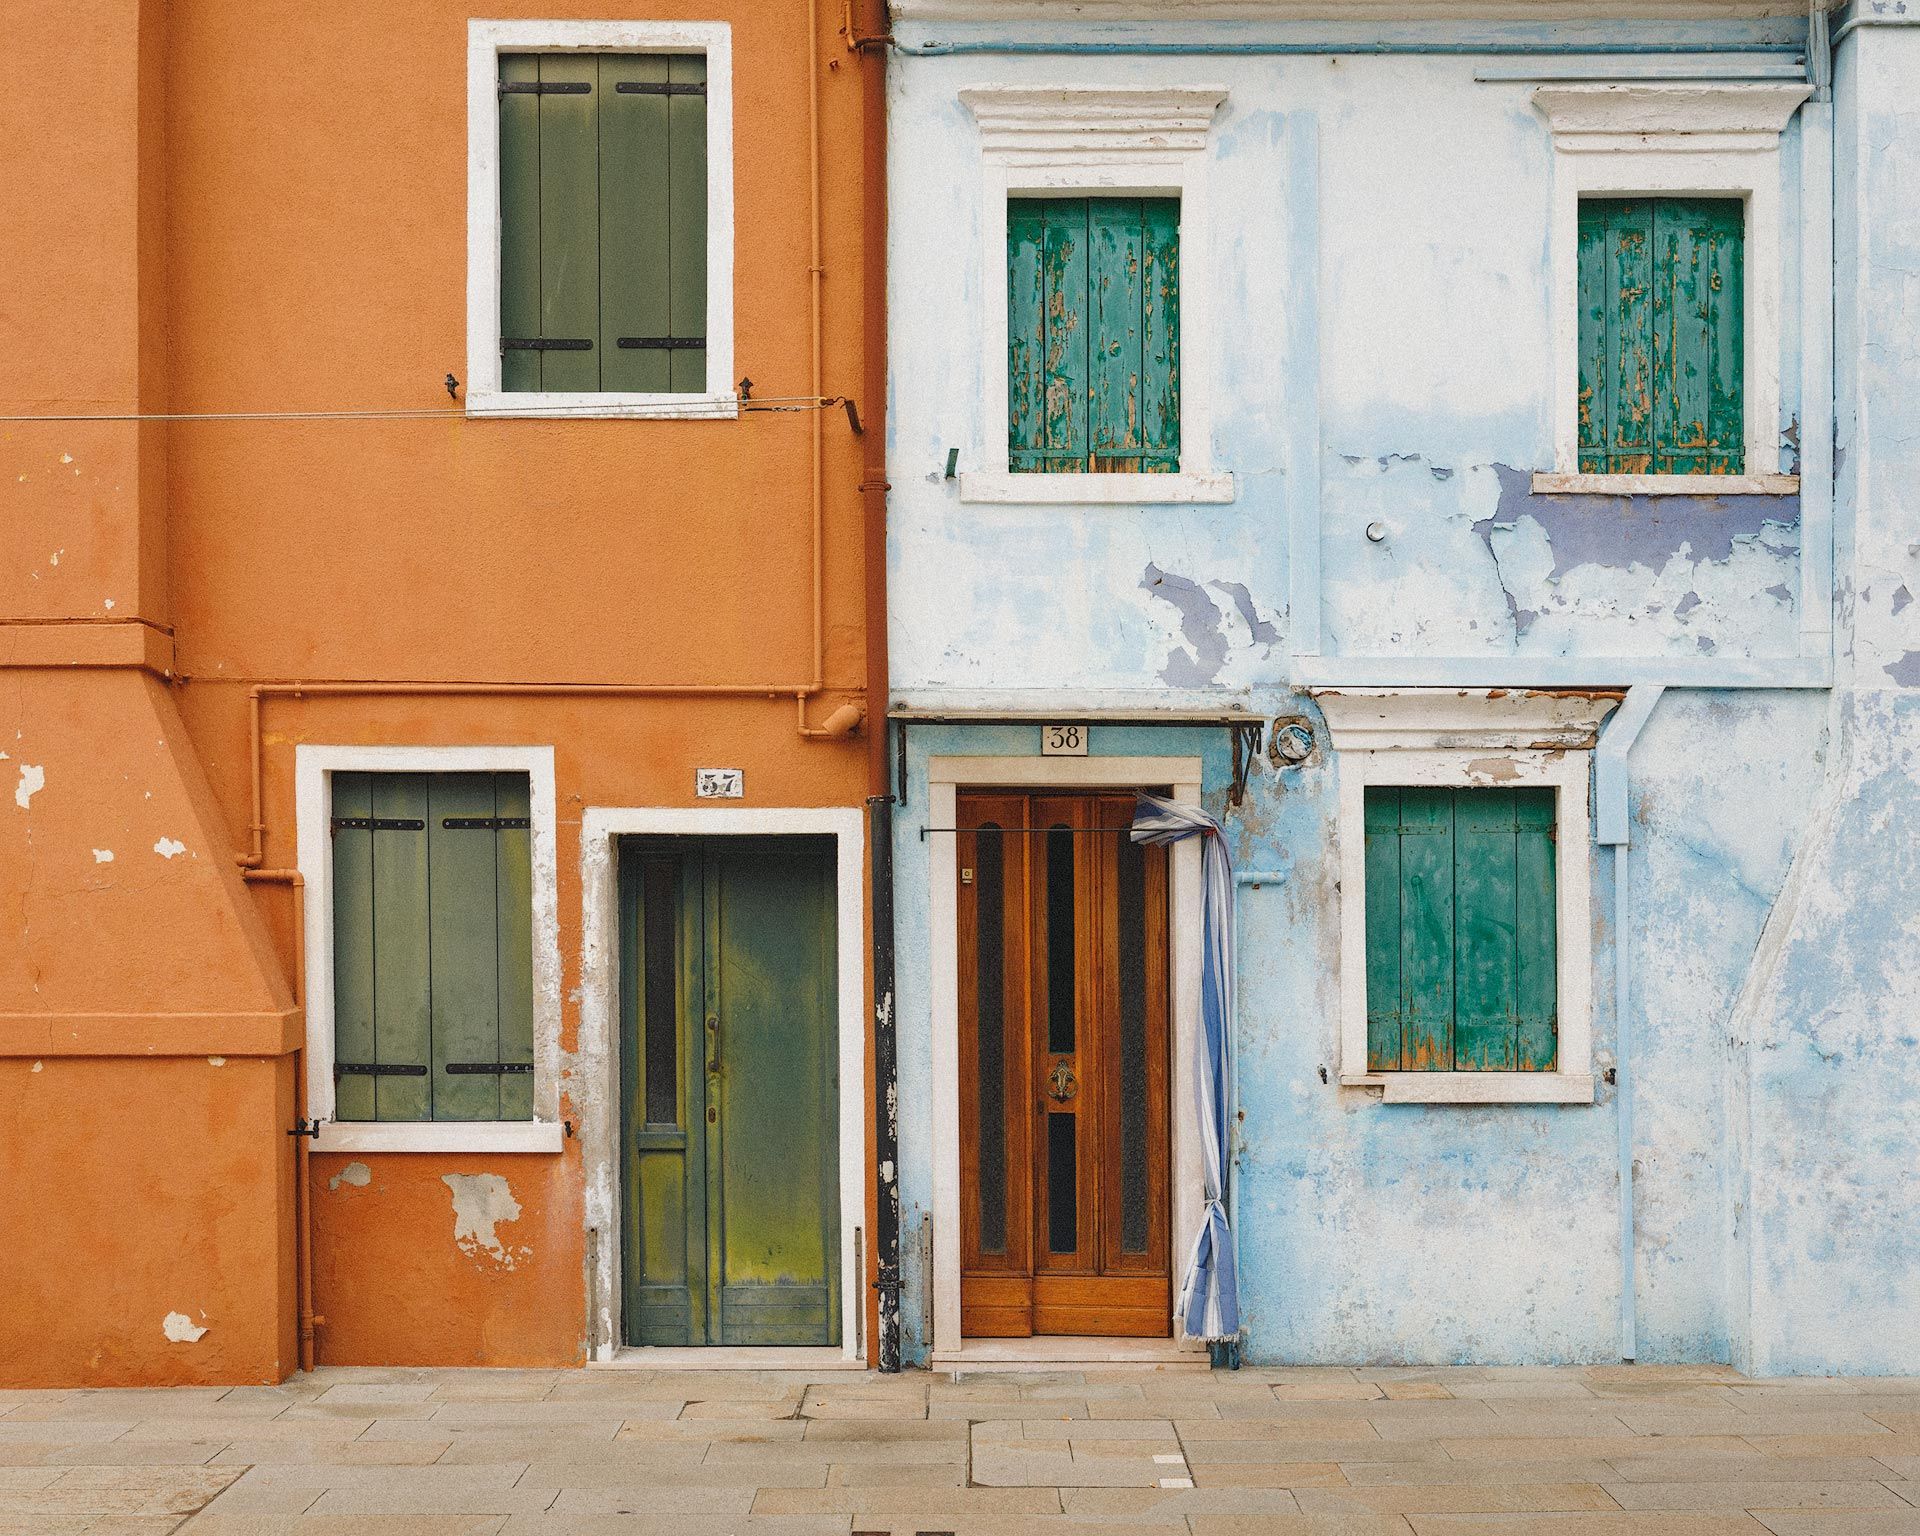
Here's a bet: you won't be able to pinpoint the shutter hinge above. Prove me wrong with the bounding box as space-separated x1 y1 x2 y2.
333 1063 428 1077
445 1062 536 1076
613 80 706 96
288 1118 322 1139
615 337 707 351
499 79 591 95
331 817 425 832
501 338 592 352
441 816 531 831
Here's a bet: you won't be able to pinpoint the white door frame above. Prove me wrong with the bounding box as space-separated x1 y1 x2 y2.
578 806 867 1363
926 756 1207 1356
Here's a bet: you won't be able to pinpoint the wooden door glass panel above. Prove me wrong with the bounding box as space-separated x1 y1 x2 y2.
974 824 1009 1256
1043 823 1077 1054
1047 1111 1078 1255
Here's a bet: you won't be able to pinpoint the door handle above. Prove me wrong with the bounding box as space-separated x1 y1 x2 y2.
706 1014 720 1075
1046 1060 1078 1104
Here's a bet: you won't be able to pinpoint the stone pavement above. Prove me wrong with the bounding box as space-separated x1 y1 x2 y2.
5 1363 1920 1536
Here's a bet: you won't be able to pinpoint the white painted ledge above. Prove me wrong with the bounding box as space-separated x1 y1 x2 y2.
465 390 740 422
1532 471 1800 497
1342 1073 1598 1105
958 470 1235 505
312 1120 568 1154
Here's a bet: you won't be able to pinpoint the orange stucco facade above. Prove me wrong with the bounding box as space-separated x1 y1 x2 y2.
0 0 886 1385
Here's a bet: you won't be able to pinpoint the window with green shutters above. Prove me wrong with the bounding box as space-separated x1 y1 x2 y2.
330 772 535 1122
1008 196 1180 473
499 52 708 394
1578 197 1745 475
1363 787 1558 1074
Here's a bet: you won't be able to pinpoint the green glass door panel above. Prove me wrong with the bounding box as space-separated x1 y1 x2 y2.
620 836 839 1348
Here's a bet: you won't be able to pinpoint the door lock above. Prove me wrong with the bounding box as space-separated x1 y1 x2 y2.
1046 1060 1079 1103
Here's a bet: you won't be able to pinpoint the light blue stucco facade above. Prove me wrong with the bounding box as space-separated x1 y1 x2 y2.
883 0 1920 1373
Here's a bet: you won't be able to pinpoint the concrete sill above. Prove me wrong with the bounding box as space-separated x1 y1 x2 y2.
959 470 1235 505
465 390 740 422
1531 471 1799 497
312 1120 568 1154
1341 1072 1597 1105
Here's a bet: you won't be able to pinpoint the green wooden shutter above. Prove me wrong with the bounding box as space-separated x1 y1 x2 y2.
499 52 708 394
331 772 535 1122
1009 197 1180 473
1580 197 1744 475
1363 787 1558 1073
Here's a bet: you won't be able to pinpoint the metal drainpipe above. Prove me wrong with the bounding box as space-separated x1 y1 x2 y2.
1595 684 1664 1362
868 788 902 1370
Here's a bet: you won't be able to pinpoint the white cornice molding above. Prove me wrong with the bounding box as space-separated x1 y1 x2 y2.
1312 688 1623 751
903 1 1829 18
959 85 1229 160
1533 82 1812 152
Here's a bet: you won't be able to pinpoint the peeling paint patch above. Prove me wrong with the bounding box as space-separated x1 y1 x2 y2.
330 1161 371 1192
1210 581 1282 646
1141 564 1229 686
1885 652 1920 687
207 1056 225 1067
30 1061 42 1073
1895 585 1913 617
14 765 44 810
162 1312 207 1343
442 1172 525 1267
153 838 187 859
1466 756 1523 782
92 849 114 863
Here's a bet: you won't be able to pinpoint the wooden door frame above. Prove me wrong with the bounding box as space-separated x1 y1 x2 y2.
578 806 867 1364
928 756 1207 1358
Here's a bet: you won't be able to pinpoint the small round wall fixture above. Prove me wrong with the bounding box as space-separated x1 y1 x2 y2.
1365 521 1388 543
1268 717 1316 768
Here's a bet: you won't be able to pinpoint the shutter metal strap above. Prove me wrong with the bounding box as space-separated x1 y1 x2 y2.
499 80 591 95
331 817 425 831
616 337 707 350
334 1063 428 1077
613 80 706 95
441 816 531 830
501 338 592 351
445 1062 536 1076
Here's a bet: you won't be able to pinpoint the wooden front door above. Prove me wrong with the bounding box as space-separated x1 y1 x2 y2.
619 836 840 1347
957 792 1172 1337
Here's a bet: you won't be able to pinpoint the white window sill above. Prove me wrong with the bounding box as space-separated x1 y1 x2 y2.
465 390 739 422
313 1120 567 1154
1340 1072 1597 1105
958 470 1235 505
1531 471 1799 497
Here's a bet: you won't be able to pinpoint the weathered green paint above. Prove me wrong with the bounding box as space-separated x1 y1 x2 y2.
497 55 543 394
1580 197 1745 475
330 772 535 1122
330 773 377 1122
621 837 840 1347
498 52 708 394
1009 196 1180 473
1363 788 1558 1073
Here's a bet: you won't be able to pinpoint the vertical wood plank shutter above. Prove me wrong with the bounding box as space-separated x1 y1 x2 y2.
1579 197 1745 475
331 771 536 1121
498 53 708 394
1009 196 1180 473
1363 787 1558 1073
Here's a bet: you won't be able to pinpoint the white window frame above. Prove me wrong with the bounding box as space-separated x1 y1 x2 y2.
576 806 868 1365
465 19 736 421
297 744 564 1154
1318 690 1618 1106
957 86 1234 506
1534 82 1810 497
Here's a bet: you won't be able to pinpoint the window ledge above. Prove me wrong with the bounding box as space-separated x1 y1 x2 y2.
465 390 739 422
959 470 1235 505
313 1120 567 1154
1341 1072 1596 1105
1532 472 1799 498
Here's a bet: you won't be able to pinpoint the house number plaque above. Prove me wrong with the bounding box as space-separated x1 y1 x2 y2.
695 768 744 799
1041 724 1088 756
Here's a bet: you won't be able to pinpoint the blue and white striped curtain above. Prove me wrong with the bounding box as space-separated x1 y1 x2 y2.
1130 791 1241 1344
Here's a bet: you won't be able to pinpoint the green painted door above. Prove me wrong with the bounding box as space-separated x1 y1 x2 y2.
620 836 840 1347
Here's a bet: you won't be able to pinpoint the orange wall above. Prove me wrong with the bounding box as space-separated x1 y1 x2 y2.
0 0 880 1383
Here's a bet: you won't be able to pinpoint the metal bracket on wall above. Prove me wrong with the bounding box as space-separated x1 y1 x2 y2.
1228 720 1266 809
